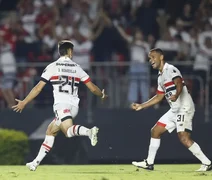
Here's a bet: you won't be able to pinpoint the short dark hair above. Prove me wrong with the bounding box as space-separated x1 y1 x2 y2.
58 40 74 56
150 48 164 55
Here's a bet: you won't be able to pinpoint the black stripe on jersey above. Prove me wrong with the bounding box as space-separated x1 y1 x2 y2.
166 83 185 93
61 116 73 121
68 82 79 87
51 81 63 85
172 76 182 81
40 77 49 83
166 86 176 93
71 77 74 94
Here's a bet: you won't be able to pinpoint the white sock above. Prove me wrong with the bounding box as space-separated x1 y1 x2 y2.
34 135 55 164
188 142 211 165
147 138 161 164
67 125 90 137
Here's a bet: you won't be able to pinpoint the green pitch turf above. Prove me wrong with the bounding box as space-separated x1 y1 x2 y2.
0 164 212 180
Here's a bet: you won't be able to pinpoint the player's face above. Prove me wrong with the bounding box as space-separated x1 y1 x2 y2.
148 51 163 69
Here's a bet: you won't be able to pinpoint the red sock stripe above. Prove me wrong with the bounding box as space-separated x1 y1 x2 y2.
73 125 77 135
42 143 51 151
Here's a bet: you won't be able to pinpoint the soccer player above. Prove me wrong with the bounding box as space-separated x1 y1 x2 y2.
131 48 211 172
12 40 107 171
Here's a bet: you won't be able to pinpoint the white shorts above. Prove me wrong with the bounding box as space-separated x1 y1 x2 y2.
157 109 194 133
54 105 79 126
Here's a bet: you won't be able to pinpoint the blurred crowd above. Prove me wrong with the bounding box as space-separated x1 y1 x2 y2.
0 0 212 108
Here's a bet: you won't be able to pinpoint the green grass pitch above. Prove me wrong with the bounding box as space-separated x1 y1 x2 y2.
0 164 212 180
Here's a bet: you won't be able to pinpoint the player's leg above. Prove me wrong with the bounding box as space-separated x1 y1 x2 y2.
132 110 175 170
26 119 60 171
176 112 211 171
56 106 99 146
132 124 167 170
59 119 98 146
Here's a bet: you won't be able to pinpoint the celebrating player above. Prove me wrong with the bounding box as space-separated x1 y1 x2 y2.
131 48 211 172
12 40 107 171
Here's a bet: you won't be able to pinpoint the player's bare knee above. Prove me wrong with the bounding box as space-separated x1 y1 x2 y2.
46 129 57 136
151 127 161 138
46 125 58 136
178 133 190 146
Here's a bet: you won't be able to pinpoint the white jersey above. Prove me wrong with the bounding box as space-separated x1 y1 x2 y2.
157 63 195 113
41 56 90 110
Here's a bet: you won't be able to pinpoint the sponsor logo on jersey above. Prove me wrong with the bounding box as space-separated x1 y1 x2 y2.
56 63 76 67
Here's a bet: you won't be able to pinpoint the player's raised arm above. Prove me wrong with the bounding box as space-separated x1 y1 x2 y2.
12 81 46 113
131 93 165 111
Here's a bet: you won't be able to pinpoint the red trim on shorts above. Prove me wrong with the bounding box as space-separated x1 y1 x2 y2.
83 77 91 84
42 143 51 151
50 76 59 80
156 122 166 127
157 90 165 94
73 125 77 135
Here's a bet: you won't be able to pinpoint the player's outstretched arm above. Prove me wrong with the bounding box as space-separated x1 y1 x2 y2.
131 93 165 111
12 81 46 113
85 81 108 101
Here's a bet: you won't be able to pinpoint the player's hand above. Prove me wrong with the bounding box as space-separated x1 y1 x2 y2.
101 89 108 101
131 103 144 111
12 99 26 113
169 95 178 102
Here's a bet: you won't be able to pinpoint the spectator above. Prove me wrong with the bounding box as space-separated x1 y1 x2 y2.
174 34 190 61
169 19 191 44
135 0 158 38
155 31 179 60
71 28 93 73
177 3 194 31
0 36 17 108
114 23 150 103
193 29 212 104
55 19 73 40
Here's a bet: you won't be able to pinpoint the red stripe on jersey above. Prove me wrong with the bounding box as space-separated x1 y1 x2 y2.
156 121 166 127
157 90 165 94
68 77 80 82
164 81 174 87
50 76 59 80
75 77 80 82
84 78 91 84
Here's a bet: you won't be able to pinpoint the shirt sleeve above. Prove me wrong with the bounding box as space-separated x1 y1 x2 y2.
40 64 54 83
157 84 165 94
78 66 91 84
169 66 182 81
